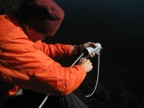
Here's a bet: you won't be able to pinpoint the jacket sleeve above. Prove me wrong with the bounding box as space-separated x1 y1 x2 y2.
33 40 73 59
0 40 86 96
0 15 86 95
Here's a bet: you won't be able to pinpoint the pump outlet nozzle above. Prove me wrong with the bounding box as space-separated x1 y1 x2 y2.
83 43 102 57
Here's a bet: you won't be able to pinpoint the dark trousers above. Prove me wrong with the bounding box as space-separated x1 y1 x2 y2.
0 92 9 108
43 93 88 108
5 90 88 108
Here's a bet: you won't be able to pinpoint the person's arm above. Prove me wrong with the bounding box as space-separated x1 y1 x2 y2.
33 40 74 59
33 40 97 59
0 40 86 96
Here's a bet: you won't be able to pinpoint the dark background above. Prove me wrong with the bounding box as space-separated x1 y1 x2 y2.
45 0 144 107
1 0 143 107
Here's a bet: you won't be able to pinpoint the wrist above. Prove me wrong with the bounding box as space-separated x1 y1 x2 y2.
77 45 81 55
71 45 81 55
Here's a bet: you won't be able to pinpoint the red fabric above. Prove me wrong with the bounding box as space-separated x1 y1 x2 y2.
0 15 86 96
34 0 65 36
8 86 19 96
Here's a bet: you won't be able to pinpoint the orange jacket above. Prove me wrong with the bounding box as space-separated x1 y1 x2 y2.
0 15 86 96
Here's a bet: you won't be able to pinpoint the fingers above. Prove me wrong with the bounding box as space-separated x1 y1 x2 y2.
83 42 98 49
89 52 96 58
78 58 93 72
79 58 88 63
89 42 97 48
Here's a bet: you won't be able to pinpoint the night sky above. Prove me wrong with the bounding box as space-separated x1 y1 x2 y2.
46 0 144 98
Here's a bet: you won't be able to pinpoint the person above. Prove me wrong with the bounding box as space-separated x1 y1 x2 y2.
0 0 97 108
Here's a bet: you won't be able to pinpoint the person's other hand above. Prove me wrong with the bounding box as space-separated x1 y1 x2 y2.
80 42 98 58
78 58 93 73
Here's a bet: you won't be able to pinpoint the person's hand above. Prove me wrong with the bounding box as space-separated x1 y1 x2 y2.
79 42 98 58
77 58 93 73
